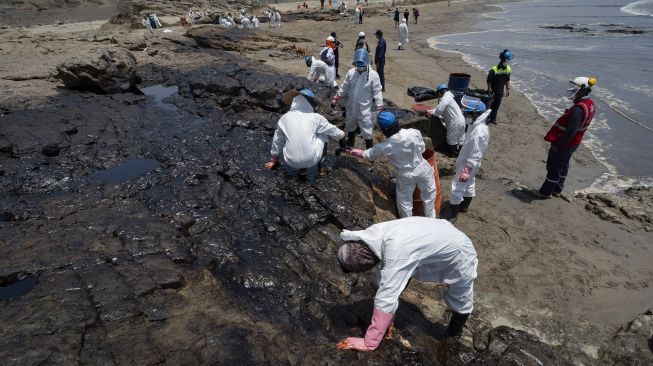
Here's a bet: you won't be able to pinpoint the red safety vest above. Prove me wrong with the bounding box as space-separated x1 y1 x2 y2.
544 97 595 148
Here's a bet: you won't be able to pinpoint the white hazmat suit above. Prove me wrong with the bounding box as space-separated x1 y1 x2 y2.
362 129 437 218
252 16 260 28
275 12 281 27
308 57 337 88
335 67 384 140
451 110 491 204
398 18 409 49
340 217 478 314
241 16 250 29
270 96 345 169
428 90 465 146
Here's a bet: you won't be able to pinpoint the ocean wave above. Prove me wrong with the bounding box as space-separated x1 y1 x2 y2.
576 173 653 194
621 0 653 17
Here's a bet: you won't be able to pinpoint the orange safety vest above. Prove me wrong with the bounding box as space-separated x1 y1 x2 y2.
544 98 595 148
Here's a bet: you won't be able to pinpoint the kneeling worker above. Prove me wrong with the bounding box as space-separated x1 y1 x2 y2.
449 101 491 223
345 111 437 218
264 89 345 175
336 217 478 351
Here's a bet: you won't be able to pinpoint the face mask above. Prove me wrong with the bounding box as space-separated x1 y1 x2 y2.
356 66 367 73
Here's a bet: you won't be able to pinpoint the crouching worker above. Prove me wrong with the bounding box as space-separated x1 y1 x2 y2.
335 217 478 351
345 112 437 218
305 56 337 88
427 83 465 157
264 89 345 178
449 101 491 224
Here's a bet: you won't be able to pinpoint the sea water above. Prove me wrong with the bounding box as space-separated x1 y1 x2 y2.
431 0 653 192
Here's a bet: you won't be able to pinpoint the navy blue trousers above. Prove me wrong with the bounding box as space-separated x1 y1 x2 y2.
376 62 385 89
539 146 577 195
488 93 503 122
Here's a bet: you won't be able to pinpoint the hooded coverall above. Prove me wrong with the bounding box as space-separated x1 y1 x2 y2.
398 19 409 49
308 57 337 88
341 216 478 315
428 90 465 146
362 129 437 218
335 67 383 140
270 96 344 169
451 110 491 204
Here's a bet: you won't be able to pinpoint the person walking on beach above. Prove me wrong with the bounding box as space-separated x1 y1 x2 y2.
398 18 409 50
331 32 344 78
331 49 384 149
412 7 419 24
344 112 437 218
335 216 477 352
358 6 364 24
448 0 452 7
374 30 386 92
427 83 466 156
394 8 400 27
448 101 491 224
403 8 409 23
320 0 325 9
354 6 360 24
355 32 371 58
486 49 513 124
529 77 597 199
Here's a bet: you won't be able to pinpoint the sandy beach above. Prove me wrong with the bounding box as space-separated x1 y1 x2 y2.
1 0 652 364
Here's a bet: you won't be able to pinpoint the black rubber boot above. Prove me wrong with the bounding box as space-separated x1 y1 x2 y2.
446 312 469 338
448 204 460 224
365 139 373 149
346 131 356 148
459 197 472 213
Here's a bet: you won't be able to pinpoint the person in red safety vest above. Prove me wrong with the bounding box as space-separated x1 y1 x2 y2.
529 77 597 199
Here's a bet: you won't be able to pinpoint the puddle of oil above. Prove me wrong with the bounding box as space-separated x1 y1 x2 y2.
0 276 39 300
94 159 160 184
140 85 179 112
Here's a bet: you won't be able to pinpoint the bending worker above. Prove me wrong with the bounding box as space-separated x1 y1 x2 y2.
345 112 437 218
529 77 597 199
264 89 345 176
305 56 336 88
449 101 491 223
335 216 478 351
427 83 465 156
331 49 384 149
486 49 513 124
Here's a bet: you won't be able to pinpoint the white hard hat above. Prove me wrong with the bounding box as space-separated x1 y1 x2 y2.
326 36 335 42
571 76 597 89
359 31 365 37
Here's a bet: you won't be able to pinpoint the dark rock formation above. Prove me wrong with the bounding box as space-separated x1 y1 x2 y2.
55 47 137 94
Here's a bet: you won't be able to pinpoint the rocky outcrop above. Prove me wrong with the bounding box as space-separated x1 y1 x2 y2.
578 187 653 231
55 47 137 93
600 308 653 365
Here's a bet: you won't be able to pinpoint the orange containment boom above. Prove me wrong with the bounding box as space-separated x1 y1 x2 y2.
413 149 442 216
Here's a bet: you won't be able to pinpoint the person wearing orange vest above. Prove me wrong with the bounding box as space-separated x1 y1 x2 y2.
529 77 597 199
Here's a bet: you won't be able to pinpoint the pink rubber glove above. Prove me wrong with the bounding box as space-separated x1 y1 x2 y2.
331 95 341 108
264 155 279 170
347 148 364 157
459 166 472 182
336 308 394 351
376 104 383 111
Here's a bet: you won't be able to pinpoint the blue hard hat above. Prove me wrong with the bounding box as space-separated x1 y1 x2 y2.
377 111 397 129
353 49 370 67
463 101 486 113
500 49 513 60
298 88 317 99
304 55 312 67
435 83 448 93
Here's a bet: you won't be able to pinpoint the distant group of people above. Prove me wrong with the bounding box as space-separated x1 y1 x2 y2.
141 14 162 33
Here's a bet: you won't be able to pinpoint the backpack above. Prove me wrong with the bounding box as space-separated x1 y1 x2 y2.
320 48 334 66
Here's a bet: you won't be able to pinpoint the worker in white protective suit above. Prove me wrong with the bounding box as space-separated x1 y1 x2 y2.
241 16 250 29
398 18 409 49
449 101 491 224
305 56 337 88
427 83 465 156
274 11 281 27
267 11 275 27
345 112 437 218
265 89 345 178
335 216 478 351
252 15 260 29
331 49 384 149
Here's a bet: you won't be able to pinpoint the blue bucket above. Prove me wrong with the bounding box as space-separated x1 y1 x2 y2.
448 73 471 106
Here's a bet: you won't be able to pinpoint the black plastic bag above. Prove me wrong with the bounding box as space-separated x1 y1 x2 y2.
407 86 439 102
